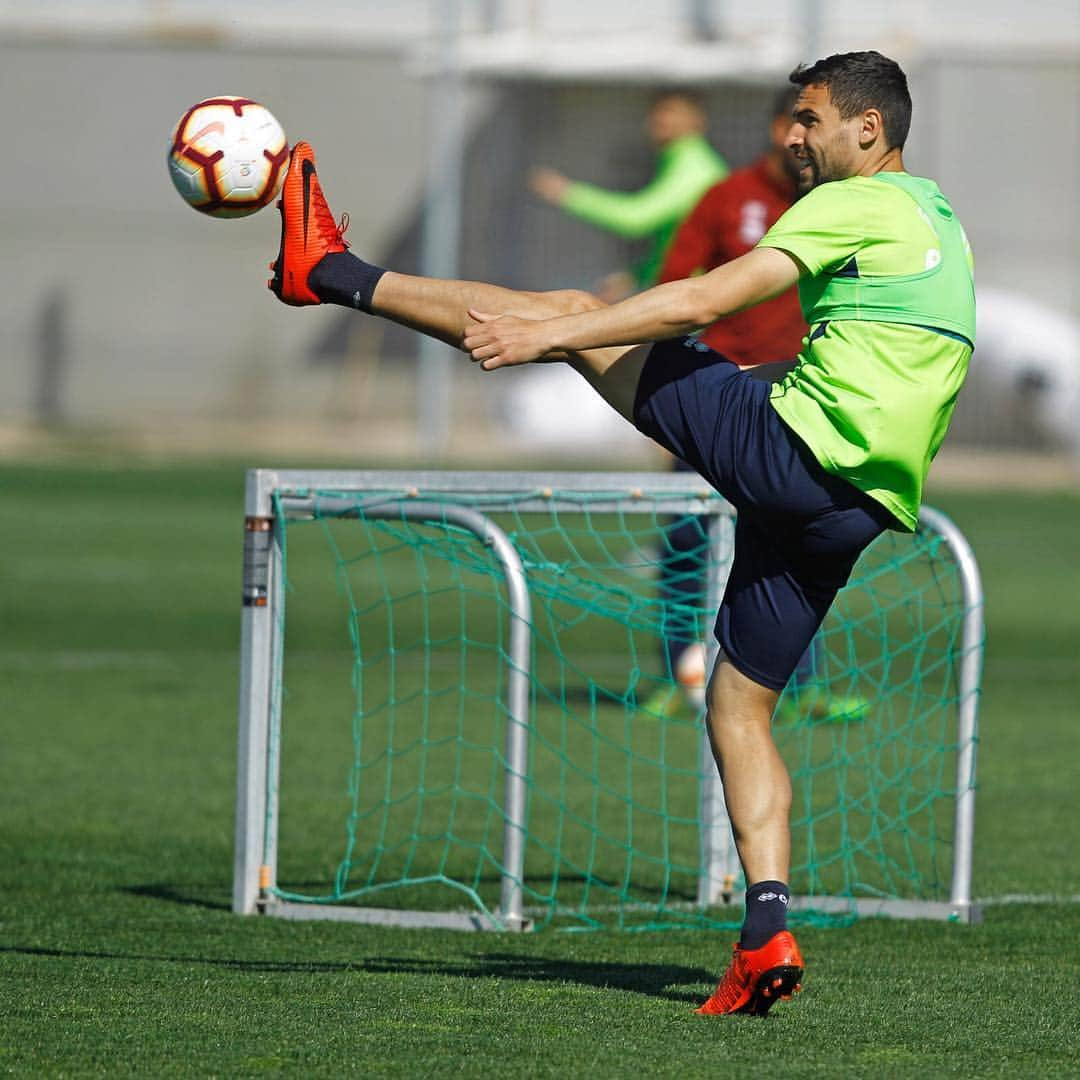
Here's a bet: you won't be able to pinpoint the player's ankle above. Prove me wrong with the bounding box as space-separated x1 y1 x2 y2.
308 250 386 311
739 879 790 950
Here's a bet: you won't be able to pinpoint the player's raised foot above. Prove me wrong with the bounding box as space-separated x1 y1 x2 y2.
268 141 350 306
696 930 804 1017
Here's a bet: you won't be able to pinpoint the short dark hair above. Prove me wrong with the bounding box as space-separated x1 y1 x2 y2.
789 50 912 149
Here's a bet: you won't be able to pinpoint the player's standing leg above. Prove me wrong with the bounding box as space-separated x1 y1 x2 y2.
695 659 803 1015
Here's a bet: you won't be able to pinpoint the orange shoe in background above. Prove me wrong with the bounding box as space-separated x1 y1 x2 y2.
696 930 804 1017
268 141 349 306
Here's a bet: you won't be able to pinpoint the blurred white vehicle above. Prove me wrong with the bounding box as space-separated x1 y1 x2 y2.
973 287 1080 456
497 363 648 451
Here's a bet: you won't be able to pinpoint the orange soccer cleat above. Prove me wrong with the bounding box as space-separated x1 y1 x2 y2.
696 930 804 1017
268 141 349 306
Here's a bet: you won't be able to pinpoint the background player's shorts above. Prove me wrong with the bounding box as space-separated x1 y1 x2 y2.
633 337 898 692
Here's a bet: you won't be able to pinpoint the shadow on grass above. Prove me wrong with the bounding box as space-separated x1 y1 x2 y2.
123 883 231 911
353 952 712 1005
0 945 712 1005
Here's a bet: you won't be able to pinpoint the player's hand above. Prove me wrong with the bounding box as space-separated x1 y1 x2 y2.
529 167 571 204
464 310 556 370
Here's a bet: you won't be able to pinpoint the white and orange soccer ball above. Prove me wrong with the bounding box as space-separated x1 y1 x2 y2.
167 96 288 218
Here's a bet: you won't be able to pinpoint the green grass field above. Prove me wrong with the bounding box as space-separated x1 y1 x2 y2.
2 462 1078 1076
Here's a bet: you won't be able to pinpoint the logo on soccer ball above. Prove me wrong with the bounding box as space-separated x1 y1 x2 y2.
167 96 288 219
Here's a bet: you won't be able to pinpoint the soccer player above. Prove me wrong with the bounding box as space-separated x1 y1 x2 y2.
530 90 729 293
267 50 975 1016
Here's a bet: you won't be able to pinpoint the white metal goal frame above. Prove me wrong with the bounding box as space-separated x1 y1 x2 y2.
234 468 984 930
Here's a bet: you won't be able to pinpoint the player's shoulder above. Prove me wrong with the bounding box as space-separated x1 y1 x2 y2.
779 175 907 223
810 173 941 205
804 175 881 203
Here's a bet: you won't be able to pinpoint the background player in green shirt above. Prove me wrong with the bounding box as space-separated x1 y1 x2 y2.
530 90 729 291
269 50 974 1016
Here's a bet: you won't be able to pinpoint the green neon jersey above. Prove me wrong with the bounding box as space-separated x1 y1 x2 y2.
756 173 976 530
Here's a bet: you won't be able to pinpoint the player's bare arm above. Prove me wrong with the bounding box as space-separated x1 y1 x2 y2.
463 246 801 370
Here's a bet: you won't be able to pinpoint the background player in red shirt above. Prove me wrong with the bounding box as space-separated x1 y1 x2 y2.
658 86 808 367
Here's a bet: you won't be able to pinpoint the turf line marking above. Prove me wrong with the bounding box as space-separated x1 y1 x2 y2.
977 893 1080 906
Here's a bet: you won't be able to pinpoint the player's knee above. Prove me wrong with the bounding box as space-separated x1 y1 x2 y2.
705 658 777 734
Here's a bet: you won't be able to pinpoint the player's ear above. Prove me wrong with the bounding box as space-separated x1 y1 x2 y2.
858 108 885 148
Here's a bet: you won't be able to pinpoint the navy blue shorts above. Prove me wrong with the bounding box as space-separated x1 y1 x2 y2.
633 337 897 692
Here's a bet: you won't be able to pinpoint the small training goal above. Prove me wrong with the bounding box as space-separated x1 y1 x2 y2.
234 469 983 931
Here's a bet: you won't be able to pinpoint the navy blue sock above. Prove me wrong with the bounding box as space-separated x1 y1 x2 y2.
739 880 790 950
308 251 386 312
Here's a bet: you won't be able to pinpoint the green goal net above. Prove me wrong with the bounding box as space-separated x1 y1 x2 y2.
234 470 983 931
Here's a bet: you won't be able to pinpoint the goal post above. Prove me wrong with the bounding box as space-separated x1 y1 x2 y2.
234 469 983 930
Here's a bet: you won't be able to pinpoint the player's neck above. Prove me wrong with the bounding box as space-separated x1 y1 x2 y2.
859 146 906 178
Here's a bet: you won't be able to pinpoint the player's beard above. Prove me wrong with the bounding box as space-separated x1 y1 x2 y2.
783 149 813 197
794 154 818 192
803 128 861 189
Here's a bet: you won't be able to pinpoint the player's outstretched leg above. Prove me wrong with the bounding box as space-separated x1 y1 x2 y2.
267 141 629 359
696 931 804 1017
266 141 651 422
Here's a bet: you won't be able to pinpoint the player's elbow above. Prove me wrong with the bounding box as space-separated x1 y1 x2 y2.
678 280 722 331
689 260 764 326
